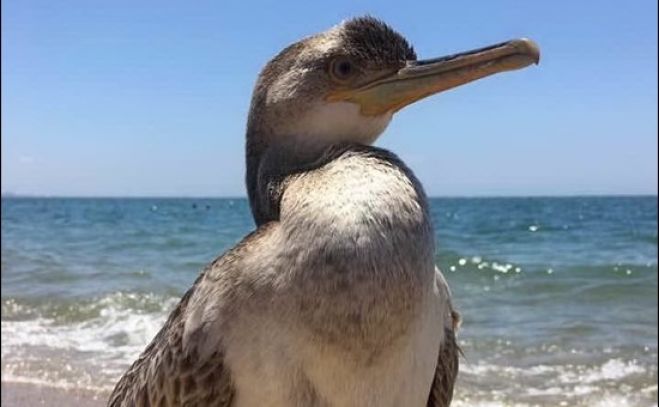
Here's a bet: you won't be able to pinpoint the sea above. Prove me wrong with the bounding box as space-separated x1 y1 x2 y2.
1 196 657 406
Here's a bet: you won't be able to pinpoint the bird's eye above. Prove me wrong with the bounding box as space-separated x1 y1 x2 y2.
329 57 356 82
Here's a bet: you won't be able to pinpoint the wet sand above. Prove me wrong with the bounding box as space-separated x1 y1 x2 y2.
1 381 110 407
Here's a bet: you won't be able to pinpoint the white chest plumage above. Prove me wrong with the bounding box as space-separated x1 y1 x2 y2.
227 295 443 407
223 152 447 407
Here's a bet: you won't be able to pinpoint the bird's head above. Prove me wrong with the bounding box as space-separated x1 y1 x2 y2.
245 16 539 224
247 16 539 150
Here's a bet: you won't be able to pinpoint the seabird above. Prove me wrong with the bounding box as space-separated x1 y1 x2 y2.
109 16 539 407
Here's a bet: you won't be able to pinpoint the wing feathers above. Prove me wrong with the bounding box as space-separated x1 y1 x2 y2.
108 225 275 406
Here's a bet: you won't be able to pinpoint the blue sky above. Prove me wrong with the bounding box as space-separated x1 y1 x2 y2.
2 1 657 197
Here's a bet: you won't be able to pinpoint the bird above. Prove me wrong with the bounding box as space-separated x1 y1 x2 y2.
108 16 539 407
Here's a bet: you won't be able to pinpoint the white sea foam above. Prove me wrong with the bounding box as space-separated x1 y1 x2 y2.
557 358 646 384
1 292 179 389
3 297 176 356
460 359 648 383
453 402 529 407
452 395 653 407
458 359 655 404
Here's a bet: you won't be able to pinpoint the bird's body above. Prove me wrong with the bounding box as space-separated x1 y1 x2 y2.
212 147 444 407
110 146 457 406
109 16 538 407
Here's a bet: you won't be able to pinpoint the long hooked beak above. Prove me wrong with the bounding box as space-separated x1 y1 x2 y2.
328 38 540 116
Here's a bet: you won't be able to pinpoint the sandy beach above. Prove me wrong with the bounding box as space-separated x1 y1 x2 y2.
1 381 110 407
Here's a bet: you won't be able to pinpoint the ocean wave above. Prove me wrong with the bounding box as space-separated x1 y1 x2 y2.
451 392 659 407
460 358 650 385
455 359 657 406
1 292 179 389
2 291 178 323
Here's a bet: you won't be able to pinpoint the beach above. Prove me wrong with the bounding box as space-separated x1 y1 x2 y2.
1 381 109 406
2 196 657 406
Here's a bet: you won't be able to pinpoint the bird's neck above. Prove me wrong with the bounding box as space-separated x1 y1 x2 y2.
245 125 270 226
246 125 352 226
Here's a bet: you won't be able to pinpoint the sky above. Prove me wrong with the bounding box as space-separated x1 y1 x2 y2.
1 0 657 197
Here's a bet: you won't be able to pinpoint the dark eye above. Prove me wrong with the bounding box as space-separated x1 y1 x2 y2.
330 57 356 81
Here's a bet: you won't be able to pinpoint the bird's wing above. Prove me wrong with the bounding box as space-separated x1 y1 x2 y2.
108 225 275 407
427 267 461 407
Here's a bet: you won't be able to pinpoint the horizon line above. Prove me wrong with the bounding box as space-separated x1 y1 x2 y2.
2 193 657 199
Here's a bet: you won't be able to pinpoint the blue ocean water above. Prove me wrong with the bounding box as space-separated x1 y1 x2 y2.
1 196 657 406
